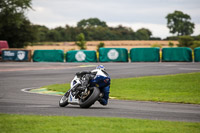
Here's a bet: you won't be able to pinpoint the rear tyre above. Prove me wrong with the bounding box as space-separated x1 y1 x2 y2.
79 87 100 108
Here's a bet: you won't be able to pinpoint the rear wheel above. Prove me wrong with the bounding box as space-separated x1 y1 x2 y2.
79 87 100 108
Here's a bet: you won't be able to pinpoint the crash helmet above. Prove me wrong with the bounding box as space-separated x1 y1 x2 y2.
96 65 105 71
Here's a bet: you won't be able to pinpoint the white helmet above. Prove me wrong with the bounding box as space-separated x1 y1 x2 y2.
96 65 105 71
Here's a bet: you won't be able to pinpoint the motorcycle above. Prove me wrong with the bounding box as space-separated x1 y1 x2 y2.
59 69 110 108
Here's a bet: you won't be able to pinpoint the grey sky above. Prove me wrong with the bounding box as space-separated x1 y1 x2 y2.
27 0 200 39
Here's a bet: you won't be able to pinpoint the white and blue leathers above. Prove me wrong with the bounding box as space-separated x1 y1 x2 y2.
89 69 111 105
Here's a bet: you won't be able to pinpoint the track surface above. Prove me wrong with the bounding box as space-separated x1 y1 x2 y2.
0 62 200 122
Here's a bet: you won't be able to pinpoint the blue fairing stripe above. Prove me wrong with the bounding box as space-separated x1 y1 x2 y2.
90 75 110 88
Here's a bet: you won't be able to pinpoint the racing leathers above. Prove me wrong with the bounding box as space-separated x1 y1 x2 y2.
77 70 110 105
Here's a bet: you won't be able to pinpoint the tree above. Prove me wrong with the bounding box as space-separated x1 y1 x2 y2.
47 30 61 42
0 0 32 28
178 36 194 47
0 0 36 48
77 18 107 28
65 25 81 41
166 10 195 36
97 42 105 52
168 42 174 47
33 25 49 42
29 17 153 42
110 25 136 40
75 33 86 50
84 26 114 40
136 28 152 40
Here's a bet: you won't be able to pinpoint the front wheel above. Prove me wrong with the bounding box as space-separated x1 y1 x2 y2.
79 87 100 108
59 92 69 107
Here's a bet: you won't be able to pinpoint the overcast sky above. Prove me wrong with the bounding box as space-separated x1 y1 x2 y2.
27 0 200 39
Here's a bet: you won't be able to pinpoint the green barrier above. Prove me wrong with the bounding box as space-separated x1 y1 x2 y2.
66 50 97 62
33 50 64 62
194 47 200 62
99 48 128 62
162 47 192 62
130 48 160 62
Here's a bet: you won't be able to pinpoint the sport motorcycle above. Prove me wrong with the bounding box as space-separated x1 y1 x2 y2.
59 69 110 108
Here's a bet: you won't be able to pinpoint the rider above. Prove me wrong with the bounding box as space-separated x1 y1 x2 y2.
77 65 110 105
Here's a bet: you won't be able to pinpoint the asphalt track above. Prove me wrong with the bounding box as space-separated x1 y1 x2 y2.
0 62 200 122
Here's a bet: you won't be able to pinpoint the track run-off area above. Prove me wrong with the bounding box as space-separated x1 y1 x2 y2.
0 62 200 122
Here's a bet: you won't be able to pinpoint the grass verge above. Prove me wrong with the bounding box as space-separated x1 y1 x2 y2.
44 72 200 104
0 114 200 133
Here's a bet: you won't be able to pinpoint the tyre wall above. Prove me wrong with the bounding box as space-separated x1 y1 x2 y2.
130 48 160 62
99 48 128 62
66 50 97 62
33 50 64 62
162 47 192 62
194 47 200 62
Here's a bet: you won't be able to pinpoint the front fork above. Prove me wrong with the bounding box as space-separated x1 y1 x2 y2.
64 90 70 97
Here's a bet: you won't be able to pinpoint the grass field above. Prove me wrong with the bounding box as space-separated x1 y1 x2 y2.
26 40 178 52
44 72 200 104
0 114 200 133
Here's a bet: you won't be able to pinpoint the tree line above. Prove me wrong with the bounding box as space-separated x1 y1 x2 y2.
33 18 155 42
0 0 199 48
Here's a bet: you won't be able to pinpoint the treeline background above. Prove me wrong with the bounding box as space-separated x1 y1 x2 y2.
33 18 161 42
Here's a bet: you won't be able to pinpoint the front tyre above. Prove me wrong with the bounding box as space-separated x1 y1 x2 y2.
59 93 69 107
79 87 100 108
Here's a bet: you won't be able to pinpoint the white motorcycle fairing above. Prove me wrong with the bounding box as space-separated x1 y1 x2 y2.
67 76 81 104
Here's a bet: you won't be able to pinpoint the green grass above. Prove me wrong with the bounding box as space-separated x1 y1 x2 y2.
111 72 200 104
44 72 200 104
0 114 200 133
43 83 70 93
